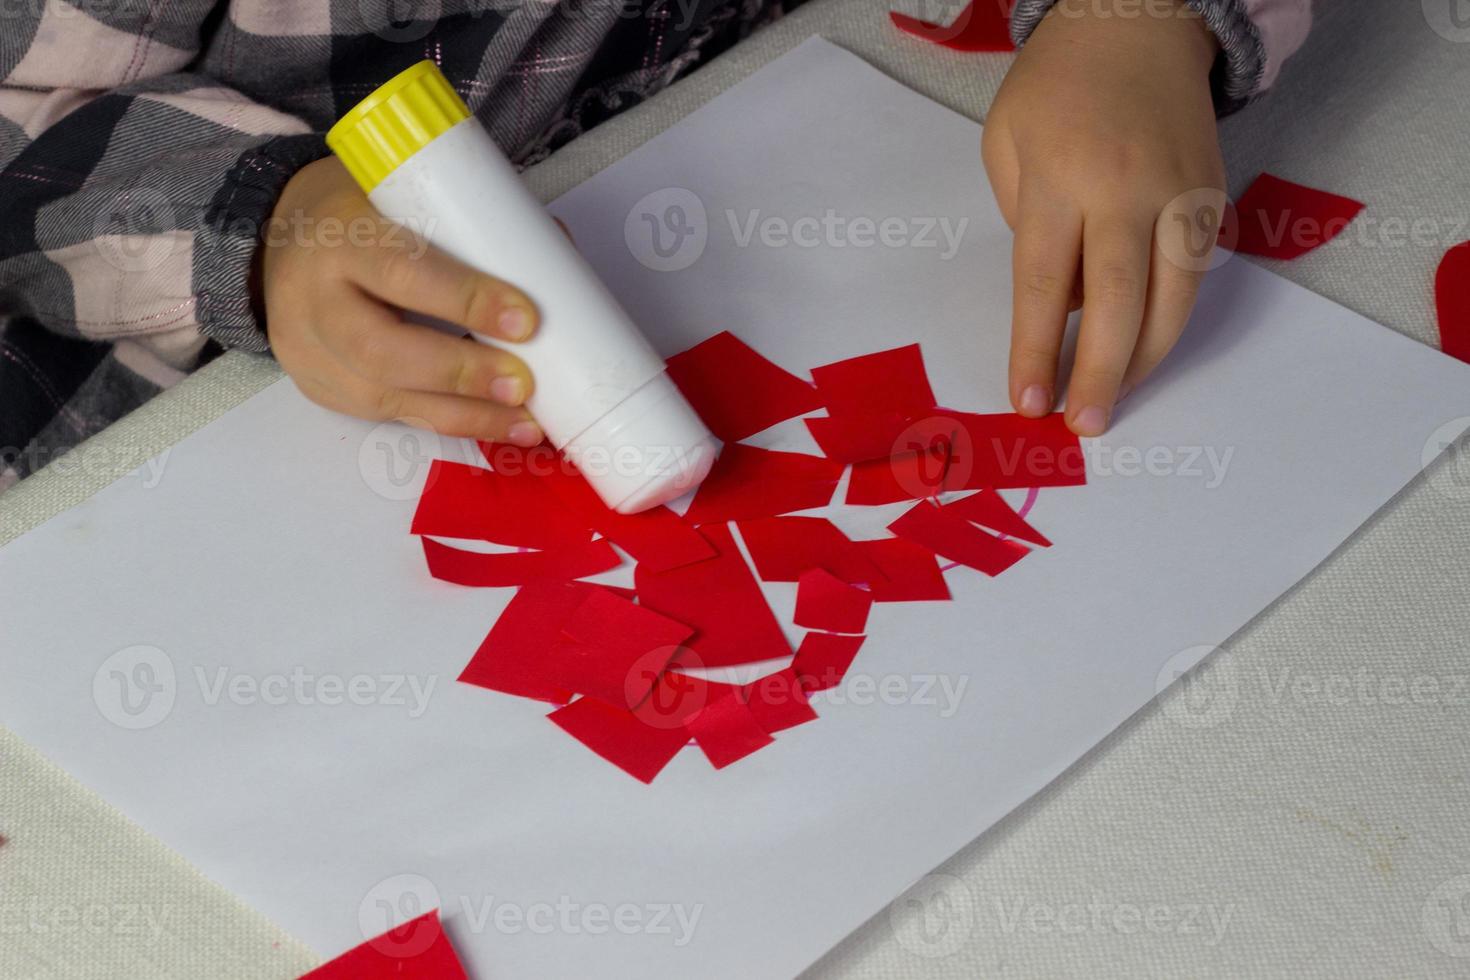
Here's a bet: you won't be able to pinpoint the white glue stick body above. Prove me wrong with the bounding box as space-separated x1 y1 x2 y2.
327 61 716 513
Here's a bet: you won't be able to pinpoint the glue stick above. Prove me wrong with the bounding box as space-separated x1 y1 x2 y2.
326 61 716 514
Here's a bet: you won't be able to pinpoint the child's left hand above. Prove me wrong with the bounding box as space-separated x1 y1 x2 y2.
982 0 1225 436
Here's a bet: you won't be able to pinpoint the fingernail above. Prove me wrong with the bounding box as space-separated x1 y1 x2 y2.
490 376 525 405
1019 384 1050 416
1073 405 1108 436
507 420 542 447
499 306 532 340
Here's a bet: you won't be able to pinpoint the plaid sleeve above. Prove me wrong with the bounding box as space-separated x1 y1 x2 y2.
0 2 327 366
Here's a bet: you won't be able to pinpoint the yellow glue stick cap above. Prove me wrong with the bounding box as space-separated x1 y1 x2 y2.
326 61 470 193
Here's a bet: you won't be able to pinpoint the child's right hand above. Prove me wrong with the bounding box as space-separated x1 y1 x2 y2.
262 157 545 446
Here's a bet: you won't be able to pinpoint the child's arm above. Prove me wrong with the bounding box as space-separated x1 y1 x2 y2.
986 0 1311 436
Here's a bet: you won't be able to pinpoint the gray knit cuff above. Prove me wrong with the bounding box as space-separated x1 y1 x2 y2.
1008 0 1268 116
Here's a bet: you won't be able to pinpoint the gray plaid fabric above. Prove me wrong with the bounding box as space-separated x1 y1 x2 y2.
0 0 797 485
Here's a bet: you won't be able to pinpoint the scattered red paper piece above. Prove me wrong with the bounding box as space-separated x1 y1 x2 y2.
810 344 936 419
687 692 774 769
791 632 866 691
943 488 1051 546
635 523 792 667
632 670 740 731
411 459 590 550
1435 241 1470 364
421 537 621 587
735 516 885 585
1230 172 1364 260
300 909 467 980
665 330 822 441
458 580 602 703
804 410 915 463
889 1 1014 52
740 667 819 734
794 568 874 633
537 456 717 571
543 589 692 708
858 538 951 601
887 500 1031 577
844 446 953 505
681 443 843 524
548 695 693 784
935 410 1085 490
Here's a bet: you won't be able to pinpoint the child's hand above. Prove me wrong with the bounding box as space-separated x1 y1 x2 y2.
263 157 544 445
982 1 1224 436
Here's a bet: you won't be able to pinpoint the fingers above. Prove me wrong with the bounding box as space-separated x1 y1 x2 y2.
342 223 541 343
319 289 535 404
295 357 543 446
1121 215 1206 393
1066 212 1153 436
1009 188 1081 417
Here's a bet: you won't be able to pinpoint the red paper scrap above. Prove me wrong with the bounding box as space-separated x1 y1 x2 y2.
681 443 843 524
687 692 774 769
935 410 1085 490
300 909 467 980
635 523 792 667
889 1 1015 52
857 538 951 602
411 459 591 549
632 670 740 731
791 632 866 692
740 667 819 734
458 580 602 703
548 695 693 784
804 410 916 464
810 344 936 419
543 589 692 708
734 516 885 585
539 457 716 571
887 500 1030 577
794 568 874 633
665 330 822 441
943 488 1051 546
845 446 953 505
1230 172 1364 260
421 537 621 587
1435 241 1470 364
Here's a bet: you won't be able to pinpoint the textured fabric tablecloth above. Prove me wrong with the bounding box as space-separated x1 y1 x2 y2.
3 1 1469 976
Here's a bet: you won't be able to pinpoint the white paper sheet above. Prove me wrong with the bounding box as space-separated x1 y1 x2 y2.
3 37 1469 979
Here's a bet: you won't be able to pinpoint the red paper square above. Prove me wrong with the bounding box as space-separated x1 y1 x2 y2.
548 696 692 784
791 632 866 692
411 459 591 549
634 523 792 667
810 343 936 418
541 589 692 708
887 500 1030 577
740 667 818 734
794 568 874 633
300 909 467 980
665 330 822 441
458 580 602 703
734 516 885 585
1435 241 1470 364
681 444 843 524
1230 172 1365 260
858 538 951 602
889 1 1015 52
687 692 774 769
